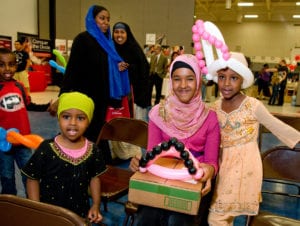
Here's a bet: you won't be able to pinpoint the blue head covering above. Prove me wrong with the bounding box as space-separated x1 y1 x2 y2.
85 5 130 100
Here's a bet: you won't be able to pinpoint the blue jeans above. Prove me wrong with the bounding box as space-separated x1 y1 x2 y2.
269 85 280 105
0 146 32 195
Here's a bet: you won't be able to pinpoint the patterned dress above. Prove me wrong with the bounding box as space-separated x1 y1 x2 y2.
21 138 106 218
209 96 300 216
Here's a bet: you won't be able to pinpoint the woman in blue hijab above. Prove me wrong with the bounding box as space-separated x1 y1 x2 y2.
56 5 130 163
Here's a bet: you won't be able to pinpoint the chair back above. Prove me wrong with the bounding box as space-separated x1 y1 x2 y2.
96 117 148 149
247 146 300 226
0 194 87 226
262 146 300 183
95 118 148 214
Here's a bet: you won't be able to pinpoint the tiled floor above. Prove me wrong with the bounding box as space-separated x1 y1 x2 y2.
30 85 60 104
18 86 300 225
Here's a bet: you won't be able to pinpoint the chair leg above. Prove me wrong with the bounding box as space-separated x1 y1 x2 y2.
245 215 252 226
123 201 138 226
102 199 108 212
129 215 134 226
123 213 134 226
123 214 129 226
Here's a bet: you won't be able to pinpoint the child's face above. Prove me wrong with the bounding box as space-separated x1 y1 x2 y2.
58 108 89 143
217 68 243 100
171 68 197 104
0 53 17 82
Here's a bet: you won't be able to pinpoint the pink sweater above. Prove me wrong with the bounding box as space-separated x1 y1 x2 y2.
147 110 220 173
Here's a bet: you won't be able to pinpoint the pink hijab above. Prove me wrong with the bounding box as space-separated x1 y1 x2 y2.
149 54 209 139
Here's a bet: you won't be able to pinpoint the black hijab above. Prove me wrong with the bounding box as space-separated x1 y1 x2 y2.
112 22 151 108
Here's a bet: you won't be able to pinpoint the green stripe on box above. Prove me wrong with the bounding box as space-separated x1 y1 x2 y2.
130 180 200 201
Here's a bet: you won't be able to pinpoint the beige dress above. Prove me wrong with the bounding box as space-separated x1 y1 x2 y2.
209 96 300 216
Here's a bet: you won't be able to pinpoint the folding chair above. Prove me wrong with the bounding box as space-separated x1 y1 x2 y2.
95 117 148 225
0 194 87 226
247 146 300 226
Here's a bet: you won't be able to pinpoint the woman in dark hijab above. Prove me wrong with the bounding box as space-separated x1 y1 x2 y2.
113 22 151 121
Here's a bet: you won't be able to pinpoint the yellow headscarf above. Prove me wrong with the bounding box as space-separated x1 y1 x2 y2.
57 92 95 122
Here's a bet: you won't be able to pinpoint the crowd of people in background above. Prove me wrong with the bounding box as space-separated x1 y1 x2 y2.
255 59 299 106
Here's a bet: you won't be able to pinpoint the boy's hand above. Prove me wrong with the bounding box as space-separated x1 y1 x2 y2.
47 98 58 116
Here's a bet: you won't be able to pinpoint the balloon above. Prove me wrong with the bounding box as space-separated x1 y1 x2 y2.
192 25 198 33
208 35 216 45
202 31 210 40
7 131 44 149
195 19 204 27
49 60 66 74
192 33 200 42
192 20 230 78
195 51 203 60
221 44 229 53
0 127 44 152
52 49 67 67
145 163 200 181
50 49 67 74
0 127 6 140
194 42 202 51
139 139 204 181
214 40 223 48
0 133 12 152
0 128 17 152
202 67 208 74
289 64 296 71
198 59 206 68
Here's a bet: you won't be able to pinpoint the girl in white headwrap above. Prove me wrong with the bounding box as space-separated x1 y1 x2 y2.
206 52 300 225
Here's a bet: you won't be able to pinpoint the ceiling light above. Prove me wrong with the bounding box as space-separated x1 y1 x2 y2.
238 2 254 7
293 15 300 18
226 0 232 9
296 2 300 6
244 15 258 18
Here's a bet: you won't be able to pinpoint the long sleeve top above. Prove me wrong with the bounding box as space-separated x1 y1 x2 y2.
147 110 220 173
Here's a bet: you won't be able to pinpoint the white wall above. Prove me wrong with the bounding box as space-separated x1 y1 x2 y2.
215 22 300 60
55 0 195 53
0 0 37 43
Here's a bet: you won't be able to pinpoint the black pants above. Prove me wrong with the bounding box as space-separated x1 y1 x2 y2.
278 83 286 106
149 73 163 105
258 80 270 97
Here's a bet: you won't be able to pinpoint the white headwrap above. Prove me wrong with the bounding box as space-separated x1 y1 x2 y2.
192 20 254 89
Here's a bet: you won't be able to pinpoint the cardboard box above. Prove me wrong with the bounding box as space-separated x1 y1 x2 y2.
128 157 203 215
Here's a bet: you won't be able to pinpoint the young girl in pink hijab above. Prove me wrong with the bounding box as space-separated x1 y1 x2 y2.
130 54 220 226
